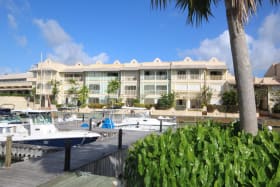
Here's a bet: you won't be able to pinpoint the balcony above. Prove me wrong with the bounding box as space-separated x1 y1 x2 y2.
124 90 137 95
209 75 223 80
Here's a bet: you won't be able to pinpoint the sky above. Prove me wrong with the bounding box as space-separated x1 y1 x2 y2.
0 0 279 77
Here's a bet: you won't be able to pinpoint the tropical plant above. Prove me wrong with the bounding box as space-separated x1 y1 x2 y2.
151 1 280 135
222 89 238 106
107 79 121 106
156 92 175 109
200 85 212 107
67 78 78 105
49 79 60 104
255 87 267 109
78 85 89 107
125 121 280 186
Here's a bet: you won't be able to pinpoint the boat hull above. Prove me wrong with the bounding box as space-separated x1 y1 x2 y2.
14 137 99 147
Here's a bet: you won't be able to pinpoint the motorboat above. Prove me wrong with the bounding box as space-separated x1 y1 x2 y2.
101 116 176 131
0 109 100 147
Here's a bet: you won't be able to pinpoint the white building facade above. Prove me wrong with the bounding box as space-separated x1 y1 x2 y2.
28 57 230 110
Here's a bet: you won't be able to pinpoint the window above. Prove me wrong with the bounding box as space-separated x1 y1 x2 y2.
156 71 167 80
144 85 155 94
144 71 154 80
177 71 186 80
210 71 222 80
89 84 100 94
189 69 200 80
125 85 137 95
156 85 167 95
107 72 118 77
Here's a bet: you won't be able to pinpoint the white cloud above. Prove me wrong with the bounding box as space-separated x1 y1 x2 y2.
4 1 29 47
178 13 280 76
7 14 17 29
178 30 234 72
15 35 27 47
33 19 109 64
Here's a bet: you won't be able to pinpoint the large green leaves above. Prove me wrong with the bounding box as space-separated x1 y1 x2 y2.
124 121 280 186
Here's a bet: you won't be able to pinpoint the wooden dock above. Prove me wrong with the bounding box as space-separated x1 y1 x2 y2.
0 129 152 187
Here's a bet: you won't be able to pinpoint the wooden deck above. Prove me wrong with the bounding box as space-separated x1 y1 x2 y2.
0 129 152 187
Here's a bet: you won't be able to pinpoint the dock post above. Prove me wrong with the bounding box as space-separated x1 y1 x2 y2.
160 119 163 132
82 113 85 122
4 136 12 168
118 129 123 149
89 118 92 131
64 140 71 171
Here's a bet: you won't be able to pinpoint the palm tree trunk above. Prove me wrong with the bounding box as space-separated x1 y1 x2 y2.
225 0 258 135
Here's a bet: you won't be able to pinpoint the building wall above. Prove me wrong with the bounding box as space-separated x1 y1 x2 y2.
28 57 229 109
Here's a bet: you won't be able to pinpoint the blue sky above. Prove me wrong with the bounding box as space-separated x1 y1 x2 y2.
0 0 279 77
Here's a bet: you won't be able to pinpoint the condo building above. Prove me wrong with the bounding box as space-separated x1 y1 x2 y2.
25 57 230 110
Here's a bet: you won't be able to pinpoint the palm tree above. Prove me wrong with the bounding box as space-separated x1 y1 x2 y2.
107 79 121 107
50 79 60 105
151 0 280 135
78 85 89 107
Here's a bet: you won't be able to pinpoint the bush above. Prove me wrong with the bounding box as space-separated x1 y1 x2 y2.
273 103 280 113
125 121 280 186
88 103 105 109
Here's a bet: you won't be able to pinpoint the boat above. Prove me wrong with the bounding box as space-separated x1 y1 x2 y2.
99 107 177 131
0 109 100 147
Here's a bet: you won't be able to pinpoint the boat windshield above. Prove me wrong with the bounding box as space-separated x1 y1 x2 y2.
29 112 53 125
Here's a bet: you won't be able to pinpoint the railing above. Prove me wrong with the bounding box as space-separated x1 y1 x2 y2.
177 75 186 80
190 74 200 80
144 75 155 80
209 75 223 80
124 90 137 95
156 75 168 80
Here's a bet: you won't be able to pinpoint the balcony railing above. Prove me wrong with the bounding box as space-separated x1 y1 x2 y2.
209 75 223 80
144 75 155 80
124 90 137 95
156 75 168 80
177 75 186 80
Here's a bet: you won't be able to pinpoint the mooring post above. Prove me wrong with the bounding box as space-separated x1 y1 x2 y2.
89 118 92 131
160 119 163 132
118 129 123 149
82 113 85 122
5 136 12 168
64 140 71 171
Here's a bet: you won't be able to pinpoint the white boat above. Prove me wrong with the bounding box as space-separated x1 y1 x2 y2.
101 116 176 131
0 109 100 147
115 117 176 131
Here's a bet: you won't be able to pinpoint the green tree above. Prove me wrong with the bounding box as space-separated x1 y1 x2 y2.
222 89 238 106
50 79 60 104
78 85 89 107
157 92 175 109
67 78 78 106
107 79 121 106
200 85 212 107
151 0 280 135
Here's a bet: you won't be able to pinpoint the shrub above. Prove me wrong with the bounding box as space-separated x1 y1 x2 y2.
273 103 280 113
125 121 280 186
88 103 105 109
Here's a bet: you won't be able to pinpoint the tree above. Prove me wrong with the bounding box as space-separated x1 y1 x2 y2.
200 86 212 107
107 79 121 106
156 92 175 109
67 78 78 106
49 79 60 105
151 0 280 135
222 89 238 106
78 85 89 107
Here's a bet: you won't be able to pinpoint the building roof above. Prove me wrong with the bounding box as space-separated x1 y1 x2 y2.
0 72 33 80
